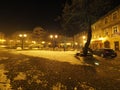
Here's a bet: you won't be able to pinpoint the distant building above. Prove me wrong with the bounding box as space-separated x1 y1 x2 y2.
9 31 32 48
0 32 6 44
74 31 87 49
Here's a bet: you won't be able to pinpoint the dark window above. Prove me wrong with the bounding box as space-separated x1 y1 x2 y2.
113 26 118 34
113 12 117 20
105 18 108 24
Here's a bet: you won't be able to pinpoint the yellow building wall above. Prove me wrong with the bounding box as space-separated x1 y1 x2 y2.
91 5 120 50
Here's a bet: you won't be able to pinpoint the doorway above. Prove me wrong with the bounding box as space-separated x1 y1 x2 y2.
114 41 119 51
104 41 110 48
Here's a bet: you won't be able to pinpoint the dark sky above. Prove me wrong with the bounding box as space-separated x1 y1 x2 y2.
0 0 66 35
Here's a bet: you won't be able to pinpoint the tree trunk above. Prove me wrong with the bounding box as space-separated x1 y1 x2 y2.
83 23 92 56
83 0 92 56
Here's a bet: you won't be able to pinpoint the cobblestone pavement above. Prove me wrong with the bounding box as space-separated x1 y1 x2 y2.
0 50 120 90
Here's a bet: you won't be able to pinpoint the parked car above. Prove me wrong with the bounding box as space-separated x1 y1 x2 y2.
93 48 117 58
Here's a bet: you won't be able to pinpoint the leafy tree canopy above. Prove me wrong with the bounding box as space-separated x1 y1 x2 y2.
61 0 120 37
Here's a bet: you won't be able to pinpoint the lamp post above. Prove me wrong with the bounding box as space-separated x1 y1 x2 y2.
50 35 58 50
19 34 27 50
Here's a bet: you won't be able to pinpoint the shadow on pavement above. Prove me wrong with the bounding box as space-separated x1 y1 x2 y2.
0 52 98 90
83 56 100 66
75 54 100 66
0 51 120 90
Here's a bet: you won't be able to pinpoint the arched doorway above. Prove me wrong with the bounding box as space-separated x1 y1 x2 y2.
104 41 110 48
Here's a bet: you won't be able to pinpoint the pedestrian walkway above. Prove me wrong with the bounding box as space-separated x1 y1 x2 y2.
12 50 83 65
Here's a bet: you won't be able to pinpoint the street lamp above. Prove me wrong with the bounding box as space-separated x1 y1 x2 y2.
50 34 58 50
19 34 27 50
83 36 86 39
82 36 86 46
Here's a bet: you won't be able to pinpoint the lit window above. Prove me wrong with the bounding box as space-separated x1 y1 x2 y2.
112 26 118 34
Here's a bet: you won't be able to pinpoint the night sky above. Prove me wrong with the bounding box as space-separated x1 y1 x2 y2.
0 0 66 35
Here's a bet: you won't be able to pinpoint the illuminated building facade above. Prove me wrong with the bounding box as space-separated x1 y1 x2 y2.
91 5 120 50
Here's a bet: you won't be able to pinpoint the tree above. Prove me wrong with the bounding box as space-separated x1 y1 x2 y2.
61 0 120 56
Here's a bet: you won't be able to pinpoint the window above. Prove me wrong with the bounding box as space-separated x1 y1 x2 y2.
112 12 118 20
105 32 108 35
99 35 101 38
105 17 108 24
112 26 118 34
104 29 109 36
